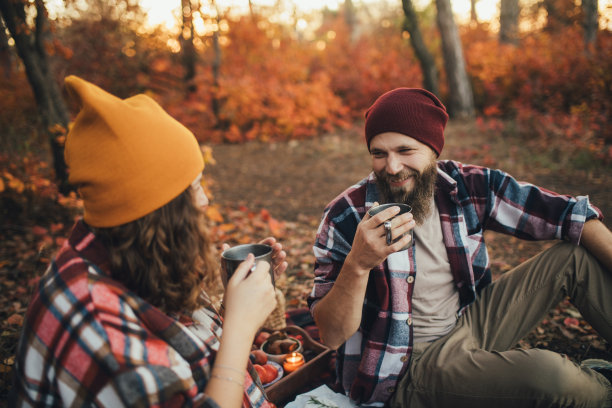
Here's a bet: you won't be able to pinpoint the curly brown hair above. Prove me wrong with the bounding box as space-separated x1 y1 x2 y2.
93 186 219 314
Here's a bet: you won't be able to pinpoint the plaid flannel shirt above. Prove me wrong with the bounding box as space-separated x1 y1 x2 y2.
309 160 603 405
11 220 272 408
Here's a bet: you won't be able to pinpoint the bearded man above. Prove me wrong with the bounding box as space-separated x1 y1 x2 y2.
308 88 612 407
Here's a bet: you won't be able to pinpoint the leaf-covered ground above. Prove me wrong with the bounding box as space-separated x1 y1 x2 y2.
1 121 611 402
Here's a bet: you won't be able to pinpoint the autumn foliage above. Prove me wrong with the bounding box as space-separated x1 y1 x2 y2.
463 24 612 165
2 5 610 161
1 2 612 400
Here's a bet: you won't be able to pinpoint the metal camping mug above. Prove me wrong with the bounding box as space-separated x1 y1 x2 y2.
221 244 274 287
367 203 414 251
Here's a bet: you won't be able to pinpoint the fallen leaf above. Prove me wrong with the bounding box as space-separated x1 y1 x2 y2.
32 226 48 236
205 205 224 223
563 317 580 328
6 313 23 326
0 357 14 373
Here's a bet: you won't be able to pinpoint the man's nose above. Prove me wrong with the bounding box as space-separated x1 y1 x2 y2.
386 154 402 174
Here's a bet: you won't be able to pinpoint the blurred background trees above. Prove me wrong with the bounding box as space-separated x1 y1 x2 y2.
0 0 611 187
0 0 70 191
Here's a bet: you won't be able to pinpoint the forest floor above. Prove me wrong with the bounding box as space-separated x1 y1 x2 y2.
1 120 611 403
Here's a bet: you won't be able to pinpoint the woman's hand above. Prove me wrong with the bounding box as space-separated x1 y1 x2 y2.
221 237 288 283
222 254 277 339
257 237 288 282
208 256 276 408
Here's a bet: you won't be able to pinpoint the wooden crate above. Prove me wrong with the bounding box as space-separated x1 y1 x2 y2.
265 325 334 406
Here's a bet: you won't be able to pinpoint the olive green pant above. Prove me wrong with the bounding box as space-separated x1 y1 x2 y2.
390 242 612 408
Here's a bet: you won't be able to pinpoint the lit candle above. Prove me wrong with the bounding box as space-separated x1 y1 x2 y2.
283 352 305 373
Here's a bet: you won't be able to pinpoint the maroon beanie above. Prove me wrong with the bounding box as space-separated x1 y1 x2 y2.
365 88 449 155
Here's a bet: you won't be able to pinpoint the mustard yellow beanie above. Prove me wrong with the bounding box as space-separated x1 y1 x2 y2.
64 76 204 227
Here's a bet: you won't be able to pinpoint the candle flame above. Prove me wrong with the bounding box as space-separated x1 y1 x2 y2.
285 352 303 364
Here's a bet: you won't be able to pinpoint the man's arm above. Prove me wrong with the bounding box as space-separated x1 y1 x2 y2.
313 256 371 350
580 219 612 272
313 206 415 350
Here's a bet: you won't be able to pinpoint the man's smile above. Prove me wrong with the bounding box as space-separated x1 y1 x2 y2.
389 176 413 188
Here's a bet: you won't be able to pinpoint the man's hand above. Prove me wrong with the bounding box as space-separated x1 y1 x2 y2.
313 203 415 349
346 202 415 273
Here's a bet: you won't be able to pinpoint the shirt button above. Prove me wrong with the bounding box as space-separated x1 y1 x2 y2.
406 318 412 325
387 387 395 394
400 355 409 362
407 276 414 283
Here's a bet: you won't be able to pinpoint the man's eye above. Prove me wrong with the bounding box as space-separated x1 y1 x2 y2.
371 152 385 158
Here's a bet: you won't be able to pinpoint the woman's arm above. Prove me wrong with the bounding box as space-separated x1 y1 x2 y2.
205 256 277 407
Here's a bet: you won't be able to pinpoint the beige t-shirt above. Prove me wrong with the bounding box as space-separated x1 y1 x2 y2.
412 201 460 343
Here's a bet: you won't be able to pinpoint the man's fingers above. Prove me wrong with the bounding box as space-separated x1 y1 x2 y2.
364 202 379 220
369 206 401 227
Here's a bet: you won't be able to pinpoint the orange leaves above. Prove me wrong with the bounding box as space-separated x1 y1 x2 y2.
563 317 581 330
2 171 25 194
0 155 70 203
259 209 284 237
462 25 612 166
201 145 216 167
209 206 286 248
259 208 272 221
267 218 284 238
31 226 48 236
6 314 23 327
158 14 372 144
205 205 224 223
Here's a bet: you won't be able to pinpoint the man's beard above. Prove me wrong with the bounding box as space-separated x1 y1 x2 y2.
375 160 438 225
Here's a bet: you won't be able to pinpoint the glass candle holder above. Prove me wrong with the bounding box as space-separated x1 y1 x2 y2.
282 352 305 373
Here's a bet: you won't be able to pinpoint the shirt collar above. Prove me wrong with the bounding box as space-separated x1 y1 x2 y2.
435 162 457 193
67 219 112 276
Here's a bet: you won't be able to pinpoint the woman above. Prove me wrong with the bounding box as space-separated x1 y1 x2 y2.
11 76 287 407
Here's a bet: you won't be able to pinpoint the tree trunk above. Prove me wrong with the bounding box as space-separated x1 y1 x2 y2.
471 0 479 24
0 0 70 191
209 0 222 128
435 0 474 118
181 0 197 93
0 16 12 78
582 0 598 47
500 0 520 44
543 0 577 31
401 0 439 96
344 0 358 43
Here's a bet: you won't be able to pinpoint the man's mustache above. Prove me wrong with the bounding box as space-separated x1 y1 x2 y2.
378 169 420 184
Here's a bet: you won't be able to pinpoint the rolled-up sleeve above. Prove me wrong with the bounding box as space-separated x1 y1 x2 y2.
474 165 603 244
